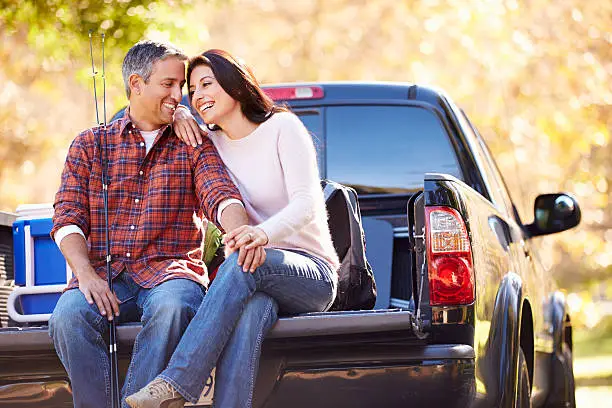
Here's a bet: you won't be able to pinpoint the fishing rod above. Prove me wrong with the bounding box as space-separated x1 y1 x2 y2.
89 30 121 408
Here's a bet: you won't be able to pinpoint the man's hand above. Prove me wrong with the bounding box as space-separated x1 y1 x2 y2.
77 266 120 320
58 233 120 321
224 244 266 273
240 246 266 273
174 106 205 147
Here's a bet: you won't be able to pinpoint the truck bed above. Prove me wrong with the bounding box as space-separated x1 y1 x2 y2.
0 308 479 408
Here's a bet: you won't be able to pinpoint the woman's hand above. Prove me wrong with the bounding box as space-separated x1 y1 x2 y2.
224 225 269 249
224 225 269 272
174 106 205 147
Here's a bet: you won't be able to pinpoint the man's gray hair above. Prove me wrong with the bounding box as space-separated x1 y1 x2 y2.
122 40 188 98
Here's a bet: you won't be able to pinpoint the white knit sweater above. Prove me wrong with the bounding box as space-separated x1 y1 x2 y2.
209 112 339 271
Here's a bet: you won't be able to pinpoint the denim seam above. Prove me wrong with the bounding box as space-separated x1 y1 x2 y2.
322 283 336 312
263 274 335 292
123 328 141 398
246 298 274 407
96 331 111 408
258 273 334 283
119 294 136 305
93 312 106 330
260 274 334 312
91 314 111 408
158 374 199 404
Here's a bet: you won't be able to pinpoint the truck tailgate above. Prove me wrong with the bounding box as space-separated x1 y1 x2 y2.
0 309 417 353
0 309 474 407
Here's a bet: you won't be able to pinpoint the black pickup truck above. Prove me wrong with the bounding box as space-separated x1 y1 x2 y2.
0 82 580 407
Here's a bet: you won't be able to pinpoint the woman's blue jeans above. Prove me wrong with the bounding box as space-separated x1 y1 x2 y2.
158 248 337 407
48 273 205 408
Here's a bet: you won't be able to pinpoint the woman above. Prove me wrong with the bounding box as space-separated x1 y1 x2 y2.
126 49 339 408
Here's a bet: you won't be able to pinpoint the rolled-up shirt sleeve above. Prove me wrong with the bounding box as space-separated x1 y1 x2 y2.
217 198 243 225
190 138 242 226
54 225 86 247
51 130 93 240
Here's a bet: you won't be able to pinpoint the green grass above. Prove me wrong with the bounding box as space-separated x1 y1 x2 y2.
573 316 612 360
567 317 612 405
572 316 612 387
574 355 612 384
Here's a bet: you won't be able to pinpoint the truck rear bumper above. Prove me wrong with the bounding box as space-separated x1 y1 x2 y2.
0 343 476 407
258 344 476 408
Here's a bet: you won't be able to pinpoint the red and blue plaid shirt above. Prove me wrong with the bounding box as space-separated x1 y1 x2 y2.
52 110 241 289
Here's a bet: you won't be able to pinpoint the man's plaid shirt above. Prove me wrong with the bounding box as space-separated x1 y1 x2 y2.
52 111 242 289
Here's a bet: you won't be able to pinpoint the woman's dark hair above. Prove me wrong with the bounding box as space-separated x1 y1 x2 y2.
187 49 287 129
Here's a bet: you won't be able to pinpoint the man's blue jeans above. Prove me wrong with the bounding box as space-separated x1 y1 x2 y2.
48 273 205 408
158 248 337 408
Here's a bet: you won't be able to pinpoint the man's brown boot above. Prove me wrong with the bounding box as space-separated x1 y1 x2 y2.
125 378 186 408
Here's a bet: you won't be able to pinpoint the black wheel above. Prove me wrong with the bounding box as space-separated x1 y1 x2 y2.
557 344 576 408
544 342 576 408
515 348 532 408
561 343 577 408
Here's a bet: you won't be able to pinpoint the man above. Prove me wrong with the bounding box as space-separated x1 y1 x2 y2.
49 40 252 408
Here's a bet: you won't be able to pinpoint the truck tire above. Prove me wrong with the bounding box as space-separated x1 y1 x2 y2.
515 348 532 408
561 344 576 408
545 343 576 408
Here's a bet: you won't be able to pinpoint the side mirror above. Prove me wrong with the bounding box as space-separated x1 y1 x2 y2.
526 193 581 237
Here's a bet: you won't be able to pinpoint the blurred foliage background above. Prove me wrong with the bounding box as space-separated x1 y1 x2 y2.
3 0 609 292
0 0 611 403
0 0 611 379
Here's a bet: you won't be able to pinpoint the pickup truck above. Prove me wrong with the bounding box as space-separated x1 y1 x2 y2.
0 82 581 407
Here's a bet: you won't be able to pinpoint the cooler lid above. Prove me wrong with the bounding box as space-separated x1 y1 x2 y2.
15 204 54 220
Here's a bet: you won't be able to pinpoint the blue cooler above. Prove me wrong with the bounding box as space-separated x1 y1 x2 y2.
8 204 71 323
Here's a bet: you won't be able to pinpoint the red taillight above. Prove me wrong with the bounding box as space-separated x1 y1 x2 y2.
264 86 324 101
425 206 474 306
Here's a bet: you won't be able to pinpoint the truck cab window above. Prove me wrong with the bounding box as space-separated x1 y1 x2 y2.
324 105 462 195
295 111 325 176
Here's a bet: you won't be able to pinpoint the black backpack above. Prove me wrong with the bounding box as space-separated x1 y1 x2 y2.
322 180 377 311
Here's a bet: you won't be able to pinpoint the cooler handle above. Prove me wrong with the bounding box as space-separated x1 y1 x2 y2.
7 284 66 323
